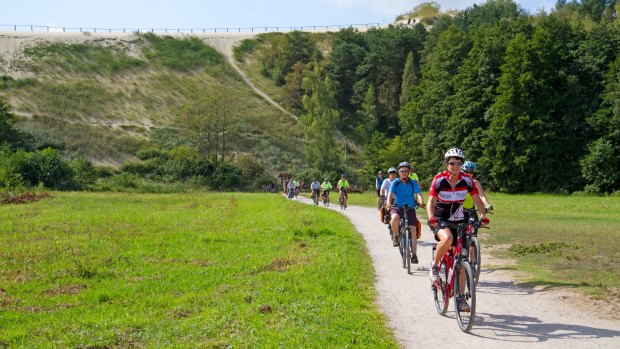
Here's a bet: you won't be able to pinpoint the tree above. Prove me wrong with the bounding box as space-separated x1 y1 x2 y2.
0 98 22 148
400 51 419 106
176 88 239 168
301 63 341 173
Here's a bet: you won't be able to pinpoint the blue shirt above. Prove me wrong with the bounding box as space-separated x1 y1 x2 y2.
389 178 421 208
376 176 385 189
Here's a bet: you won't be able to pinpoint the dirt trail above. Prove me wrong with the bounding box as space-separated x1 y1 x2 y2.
292 195 620 348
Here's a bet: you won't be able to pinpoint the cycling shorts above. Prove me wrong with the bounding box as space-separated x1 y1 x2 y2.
433 219 466 247
389 207 418 227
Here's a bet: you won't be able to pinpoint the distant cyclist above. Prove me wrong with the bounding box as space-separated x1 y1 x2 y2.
462 161 493 220
388 161 425 262
310 178 321 204
380 167 397 223
427 149 489 285
321 177 332 200
337 174 350 204
375 170 385 208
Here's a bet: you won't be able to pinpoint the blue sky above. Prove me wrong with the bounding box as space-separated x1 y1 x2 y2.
2 0 557 31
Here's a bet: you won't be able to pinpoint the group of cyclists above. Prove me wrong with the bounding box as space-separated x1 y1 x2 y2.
290 175 351 206
376 148 492 289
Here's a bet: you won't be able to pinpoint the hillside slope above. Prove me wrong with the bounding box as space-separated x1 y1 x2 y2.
0 32 303 169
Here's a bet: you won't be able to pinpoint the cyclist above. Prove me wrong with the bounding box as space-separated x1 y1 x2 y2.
462 161 493 220
310 178 321 204
388 161 425 262
380 167 397 223
286 179 296 199
293 178 301 197
337 174 350 207
375 170 385 208
427 148 489 309
321 177 332 201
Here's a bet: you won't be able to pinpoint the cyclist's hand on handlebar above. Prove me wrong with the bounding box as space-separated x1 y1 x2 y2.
428 217 439 228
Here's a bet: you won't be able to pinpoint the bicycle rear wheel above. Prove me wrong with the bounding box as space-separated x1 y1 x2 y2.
432 258 449 315
454 261 476 332
469 236 481 286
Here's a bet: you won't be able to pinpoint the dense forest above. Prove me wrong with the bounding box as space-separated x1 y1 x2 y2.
1 0 619 194
237 0 619 193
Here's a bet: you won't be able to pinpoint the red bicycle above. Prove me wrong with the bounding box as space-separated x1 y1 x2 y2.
430 220 485 332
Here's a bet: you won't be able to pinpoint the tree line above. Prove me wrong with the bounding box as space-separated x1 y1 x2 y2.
243 0 619 193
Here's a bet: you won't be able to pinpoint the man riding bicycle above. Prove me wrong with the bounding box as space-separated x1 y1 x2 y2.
388 161 425 261
462 160 493 220
321 178 332 198
380 167 397 223
310 178 321 204
427 149 489 301
337 174 350 207
376 170 385 208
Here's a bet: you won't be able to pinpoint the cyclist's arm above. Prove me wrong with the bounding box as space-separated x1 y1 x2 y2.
415 193 425 208
471 193 488 223
388 192 396 206
474 179 491 208
427 196 438 225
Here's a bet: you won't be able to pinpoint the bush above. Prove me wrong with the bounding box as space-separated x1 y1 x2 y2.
580 138 619 193
69 157 98 190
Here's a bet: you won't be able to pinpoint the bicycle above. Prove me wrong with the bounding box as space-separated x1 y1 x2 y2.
430 220 484 332
395 204 419 274
466 208 481 286
466 207 492 286
311 189 320 205
339 190 347 210
321 190 330 207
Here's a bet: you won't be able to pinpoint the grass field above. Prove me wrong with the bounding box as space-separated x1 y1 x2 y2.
346 191 620 301
0 192 398 348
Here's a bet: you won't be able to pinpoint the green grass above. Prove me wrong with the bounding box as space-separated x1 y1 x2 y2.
483 193 620 300
0 192 398 348
346 191 620 301
20 41 146 74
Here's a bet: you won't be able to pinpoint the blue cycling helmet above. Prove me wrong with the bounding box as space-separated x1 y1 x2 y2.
462 161 476 172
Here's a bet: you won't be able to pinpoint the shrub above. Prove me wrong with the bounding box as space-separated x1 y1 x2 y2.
580 138 619 193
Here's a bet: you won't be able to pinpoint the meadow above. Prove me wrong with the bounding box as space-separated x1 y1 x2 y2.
347 191 620 300
0 192 398 348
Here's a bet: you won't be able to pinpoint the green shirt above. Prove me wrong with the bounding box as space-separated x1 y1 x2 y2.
337 179 349 189
321 182 332 190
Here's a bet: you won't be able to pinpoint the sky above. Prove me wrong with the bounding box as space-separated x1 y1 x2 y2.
1 0 558 31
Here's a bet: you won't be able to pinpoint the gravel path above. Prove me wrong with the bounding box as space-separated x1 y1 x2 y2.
293 196 620 348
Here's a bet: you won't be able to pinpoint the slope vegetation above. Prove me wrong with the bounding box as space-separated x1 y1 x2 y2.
0 32 303 168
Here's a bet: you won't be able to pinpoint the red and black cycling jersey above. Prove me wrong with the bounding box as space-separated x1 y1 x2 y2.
429 170 479 221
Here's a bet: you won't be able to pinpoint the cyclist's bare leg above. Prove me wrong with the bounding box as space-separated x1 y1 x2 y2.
390 213 400 240
433 228 453 266
410 225 418 254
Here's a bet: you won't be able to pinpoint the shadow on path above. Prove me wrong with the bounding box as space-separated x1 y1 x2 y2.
471 312 620 343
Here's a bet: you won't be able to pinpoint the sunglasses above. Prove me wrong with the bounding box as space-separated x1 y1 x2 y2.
399 170 410 173
447 161 462 166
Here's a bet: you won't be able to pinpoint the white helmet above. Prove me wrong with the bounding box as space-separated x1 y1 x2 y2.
444 148 464 160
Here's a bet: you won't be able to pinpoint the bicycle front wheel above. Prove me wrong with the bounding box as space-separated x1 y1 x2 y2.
469 236 481 286
454 261 476 332
432 259 449 315
399 232 406 268
405 230 411 274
